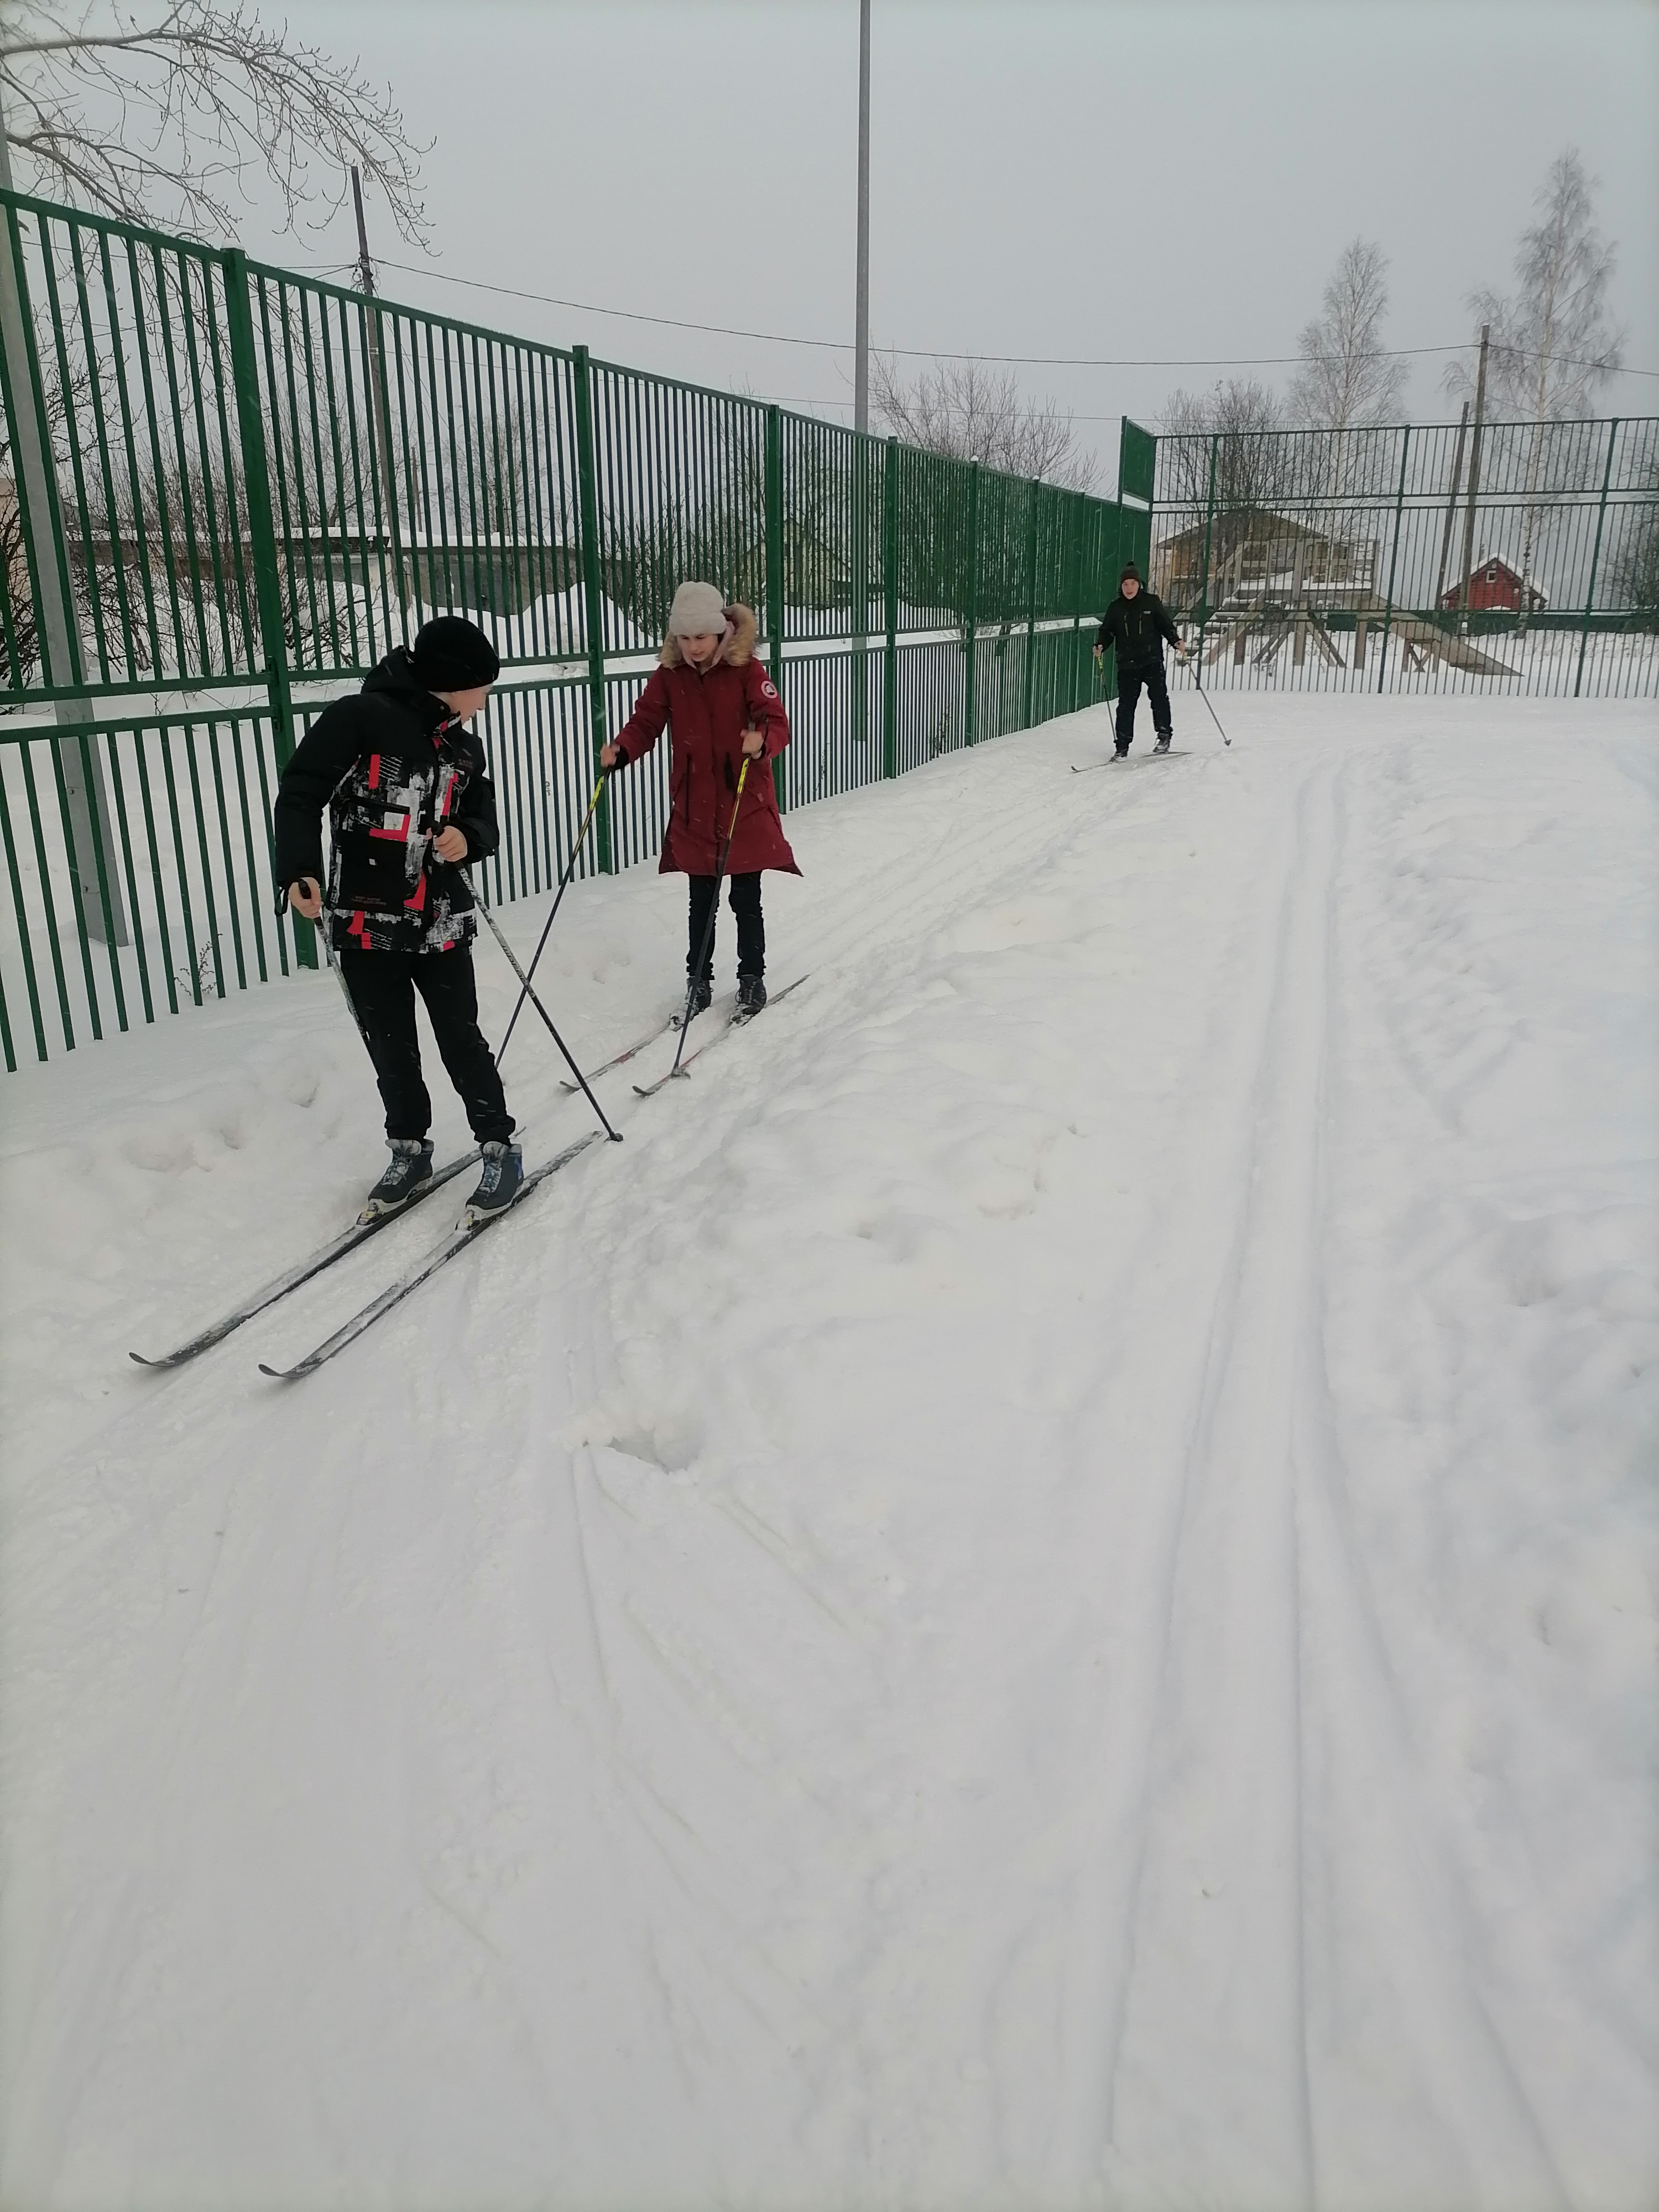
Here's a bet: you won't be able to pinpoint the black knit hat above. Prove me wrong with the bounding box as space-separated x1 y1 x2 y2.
410 614 500 692
1120 561 1141 584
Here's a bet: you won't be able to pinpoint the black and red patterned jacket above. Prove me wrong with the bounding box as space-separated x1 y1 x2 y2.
273 649 500 956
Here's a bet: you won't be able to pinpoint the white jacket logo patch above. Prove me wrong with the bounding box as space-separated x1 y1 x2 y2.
761 679 778 700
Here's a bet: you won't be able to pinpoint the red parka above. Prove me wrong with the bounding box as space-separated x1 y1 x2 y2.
613 603 799 878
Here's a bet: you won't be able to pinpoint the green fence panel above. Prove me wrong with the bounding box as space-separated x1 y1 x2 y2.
1152 416 1659 696
14 179 1645 1073
1119 417 1156 507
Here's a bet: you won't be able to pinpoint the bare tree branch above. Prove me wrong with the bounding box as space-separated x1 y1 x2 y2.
869 352 1099 493
1158 377 1291 513
0 0 429 246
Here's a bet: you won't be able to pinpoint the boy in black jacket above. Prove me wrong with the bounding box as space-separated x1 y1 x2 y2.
1093 563 1188 756
273 615 521 1223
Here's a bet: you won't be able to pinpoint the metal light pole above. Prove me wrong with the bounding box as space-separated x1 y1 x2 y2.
854 0 870 435
850 0 872 750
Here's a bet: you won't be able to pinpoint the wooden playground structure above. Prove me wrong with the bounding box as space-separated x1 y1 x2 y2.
1154 513 1515 679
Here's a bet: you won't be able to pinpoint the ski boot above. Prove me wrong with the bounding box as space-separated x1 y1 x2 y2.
1114 739 1130 759
465 1140 524 1225
361 1137 434 1222
734 974 768 1022
1153 731 1172 755
675 973 713 1027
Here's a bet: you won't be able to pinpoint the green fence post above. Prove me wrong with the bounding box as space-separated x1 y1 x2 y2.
1375 424 1412 693
222 246 312 966
1574 418 1619 698
1068 494 1084 714
571 345 612 872
1196 435 1218 670
1021 481 1040 731
963 459 980 745
765 403 786 806
882 436 898 777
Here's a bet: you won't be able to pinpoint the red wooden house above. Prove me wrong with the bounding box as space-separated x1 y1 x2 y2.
1441 556 1548 613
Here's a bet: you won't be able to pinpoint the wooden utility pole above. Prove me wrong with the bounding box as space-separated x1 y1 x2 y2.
351 165 375 298
351 166 404 618
1433 400 1470 612
1455 324 1490 627
0 93 128 942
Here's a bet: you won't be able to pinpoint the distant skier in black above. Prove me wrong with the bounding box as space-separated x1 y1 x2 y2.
273 614 522 1224
1093 562 1188 756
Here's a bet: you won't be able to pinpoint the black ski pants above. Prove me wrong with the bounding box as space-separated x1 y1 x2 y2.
337 943 514 1145
1116 659 1172 746
687 870 764 982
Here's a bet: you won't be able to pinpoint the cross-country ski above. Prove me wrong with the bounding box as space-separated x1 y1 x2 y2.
633 974 809 1094
258 1132 603 1380
128 1144 481 1368
558 1011 682 1089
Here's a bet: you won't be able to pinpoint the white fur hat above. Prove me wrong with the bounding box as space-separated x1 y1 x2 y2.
667 580 728 638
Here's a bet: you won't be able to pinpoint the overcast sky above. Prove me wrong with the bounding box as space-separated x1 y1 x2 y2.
237 0 1658 491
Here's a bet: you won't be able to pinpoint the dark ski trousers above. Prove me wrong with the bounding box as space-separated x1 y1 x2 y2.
687 870 765 983
1116 660 1172 747
337 942 515 1145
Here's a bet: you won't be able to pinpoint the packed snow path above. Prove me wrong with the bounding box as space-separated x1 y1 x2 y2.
2 697 1654 2209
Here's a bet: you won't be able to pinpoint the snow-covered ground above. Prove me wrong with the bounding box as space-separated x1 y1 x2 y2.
1 694 1654 2210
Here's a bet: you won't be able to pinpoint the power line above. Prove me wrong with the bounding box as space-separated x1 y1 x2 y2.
375 258 1449 366
375 258 1659 381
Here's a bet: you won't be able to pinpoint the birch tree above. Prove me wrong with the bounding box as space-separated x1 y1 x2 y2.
1446 150 1624 617
1286 238 1406 500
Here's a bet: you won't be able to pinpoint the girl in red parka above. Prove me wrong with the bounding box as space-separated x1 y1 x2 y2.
601 581 796 1015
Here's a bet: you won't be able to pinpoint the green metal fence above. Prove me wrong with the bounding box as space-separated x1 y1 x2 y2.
1152 418 1658 697
0 184 1139 1069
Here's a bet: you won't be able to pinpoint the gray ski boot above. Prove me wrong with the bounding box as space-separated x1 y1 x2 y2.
361 1138 435 1222
465 1139 524 1224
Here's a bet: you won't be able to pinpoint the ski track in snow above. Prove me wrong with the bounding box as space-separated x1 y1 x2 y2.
1 696 1654 2209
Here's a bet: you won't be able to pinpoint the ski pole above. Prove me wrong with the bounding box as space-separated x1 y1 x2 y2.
496 765 612 1068
280 877 378 1043
471 883 623 1143
1191 677 1232 749
666 751 752 1082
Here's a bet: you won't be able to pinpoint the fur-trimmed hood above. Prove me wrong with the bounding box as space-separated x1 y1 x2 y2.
660 601 757 670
